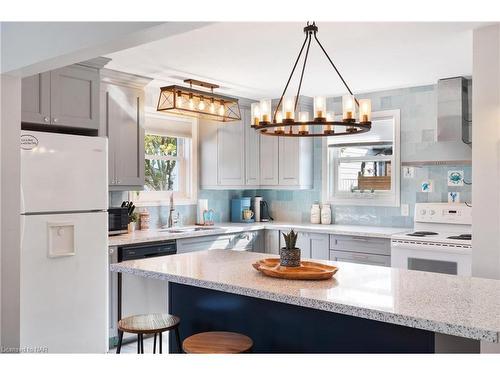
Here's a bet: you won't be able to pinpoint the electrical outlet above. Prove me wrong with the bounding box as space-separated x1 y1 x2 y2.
403 167 415 178
401 204 410 217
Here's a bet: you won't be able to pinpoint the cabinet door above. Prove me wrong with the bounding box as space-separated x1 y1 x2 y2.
21 72 51 124
329 250 390 267
259 134 279 185
264 230 280 255
106 85 145 187
279 137 300 186
199 119 219 188
295 231 311 259
310 233 329 260
217 120 245 186
50 65 99 129
244 108 260 186
330 235 391 256
177 235 233 254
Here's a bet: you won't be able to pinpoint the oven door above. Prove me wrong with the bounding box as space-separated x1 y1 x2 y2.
391 241 472 276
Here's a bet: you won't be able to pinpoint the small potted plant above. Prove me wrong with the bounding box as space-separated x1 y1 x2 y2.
281 229 301 267
128 212 138 233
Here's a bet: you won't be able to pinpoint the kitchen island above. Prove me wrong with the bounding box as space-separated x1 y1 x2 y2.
110 250 500 353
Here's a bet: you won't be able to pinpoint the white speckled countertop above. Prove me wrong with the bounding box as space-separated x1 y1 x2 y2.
110 249 500 343
109 222 409 247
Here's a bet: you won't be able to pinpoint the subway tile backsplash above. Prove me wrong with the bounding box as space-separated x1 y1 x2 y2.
111 83 472 229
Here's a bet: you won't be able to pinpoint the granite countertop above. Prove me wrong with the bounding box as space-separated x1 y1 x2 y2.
110 249 500 343
109 222 409 247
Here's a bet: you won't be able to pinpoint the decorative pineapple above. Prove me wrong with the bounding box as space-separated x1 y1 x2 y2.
280 229 301 267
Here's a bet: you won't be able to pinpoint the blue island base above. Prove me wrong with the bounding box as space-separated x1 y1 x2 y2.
168 282 436 353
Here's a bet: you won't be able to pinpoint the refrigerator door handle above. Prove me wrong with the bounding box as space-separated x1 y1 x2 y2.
20 183 25 214
20 214 25 252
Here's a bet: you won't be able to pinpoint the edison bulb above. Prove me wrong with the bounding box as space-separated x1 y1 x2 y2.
189 98 195 110
198 100 206 110
210 102 216 113
218 105 225 116
177 95 184 107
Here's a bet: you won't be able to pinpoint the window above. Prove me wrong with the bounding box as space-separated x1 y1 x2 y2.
132 113 198 206
323 109 400 206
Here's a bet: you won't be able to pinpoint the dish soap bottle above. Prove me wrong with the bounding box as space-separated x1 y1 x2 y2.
310 203 321 224
321 204 332 225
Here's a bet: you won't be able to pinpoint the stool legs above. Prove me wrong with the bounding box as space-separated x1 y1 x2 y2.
175 327 182 353
116 330 124 354
159 332 162 354
153 333 157 354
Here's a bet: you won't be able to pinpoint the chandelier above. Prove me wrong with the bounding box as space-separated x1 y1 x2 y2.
251 22 372 137
157 79 241 122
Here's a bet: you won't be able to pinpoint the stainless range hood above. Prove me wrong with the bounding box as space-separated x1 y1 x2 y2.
402 77 472 166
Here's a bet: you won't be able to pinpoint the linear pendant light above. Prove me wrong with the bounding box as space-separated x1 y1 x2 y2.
157 79 241 122
251 22 372 137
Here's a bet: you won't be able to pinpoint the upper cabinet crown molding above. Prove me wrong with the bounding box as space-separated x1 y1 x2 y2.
101 68 153 89
77 56 112 70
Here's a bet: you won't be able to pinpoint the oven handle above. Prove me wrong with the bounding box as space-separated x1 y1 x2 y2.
391 240 471 254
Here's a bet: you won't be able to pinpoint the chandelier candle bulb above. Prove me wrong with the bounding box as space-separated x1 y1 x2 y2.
251 102 261 126
314 96 327 119
260 99 272 124
275 111 283 124
359 99 372 123
298 111 309 134
342 94 356 121
283 97 295 121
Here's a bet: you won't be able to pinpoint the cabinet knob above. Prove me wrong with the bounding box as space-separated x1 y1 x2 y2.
44 116 49 122
117 180 121 184
53 117 58 123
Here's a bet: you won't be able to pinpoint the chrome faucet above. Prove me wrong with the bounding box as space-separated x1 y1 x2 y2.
168 192 176 228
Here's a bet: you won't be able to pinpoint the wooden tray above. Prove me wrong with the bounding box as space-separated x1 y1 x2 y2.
252 258 338 280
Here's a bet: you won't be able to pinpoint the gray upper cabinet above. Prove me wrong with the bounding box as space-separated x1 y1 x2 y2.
101 69 152 190
217 115 245 186
244 108 260 186
259 135 279 186
278 137 313 188
21 57 110 131
50 65 99 129
199 99 313 190
21 72 51 124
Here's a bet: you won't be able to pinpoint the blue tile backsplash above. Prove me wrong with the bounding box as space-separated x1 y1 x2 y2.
111 83 472 229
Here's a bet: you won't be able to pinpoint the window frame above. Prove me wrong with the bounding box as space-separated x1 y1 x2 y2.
130 112 198 206
322 109 401 207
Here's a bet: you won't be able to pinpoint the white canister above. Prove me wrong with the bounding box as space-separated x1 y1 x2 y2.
321 204 332 225
310 203 321 224
254 196 262 222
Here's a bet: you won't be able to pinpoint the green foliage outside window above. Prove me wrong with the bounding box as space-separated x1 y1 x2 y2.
144 134 178 191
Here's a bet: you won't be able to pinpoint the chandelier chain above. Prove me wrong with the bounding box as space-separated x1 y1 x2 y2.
272 33 309 123
294 33 312 112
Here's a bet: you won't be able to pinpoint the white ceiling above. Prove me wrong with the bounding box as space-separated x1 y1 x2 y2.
105 22 485 99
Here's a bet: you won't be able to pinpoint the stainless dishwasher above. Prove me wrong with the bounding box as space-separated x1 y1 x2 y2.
112 240 177 343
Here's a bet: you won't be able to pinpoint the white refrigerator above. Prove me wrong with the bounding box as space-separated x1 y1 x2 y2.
20 130 108 353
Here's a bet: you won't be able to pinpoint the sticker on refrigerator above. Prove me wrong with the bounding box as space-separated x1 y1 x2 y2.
20 134 39 150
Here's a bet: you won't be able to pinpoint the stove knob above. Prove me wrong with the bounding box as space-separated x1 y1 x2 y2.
429 209 436 215
420 209 427 216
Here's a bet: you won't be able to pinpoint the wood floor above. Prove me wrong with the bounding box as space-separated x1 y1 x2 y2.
108 334 170 354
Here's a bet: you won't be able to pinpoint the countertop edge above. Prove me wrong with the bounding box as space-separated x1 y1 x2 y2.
109 223 410 247
109 263 498 343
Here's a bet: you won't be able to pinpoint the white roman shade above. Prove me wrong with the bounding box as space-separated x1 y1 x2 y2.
145 112 193 138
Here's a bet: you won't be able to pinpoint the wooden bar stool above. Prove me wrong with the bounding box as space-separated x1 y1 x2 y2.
182 331 253 354
116 313 181 354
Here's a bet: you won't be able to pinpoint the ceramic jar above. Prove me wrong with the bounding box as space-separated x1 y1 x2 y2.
310 203 321 224
321 204 332 224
